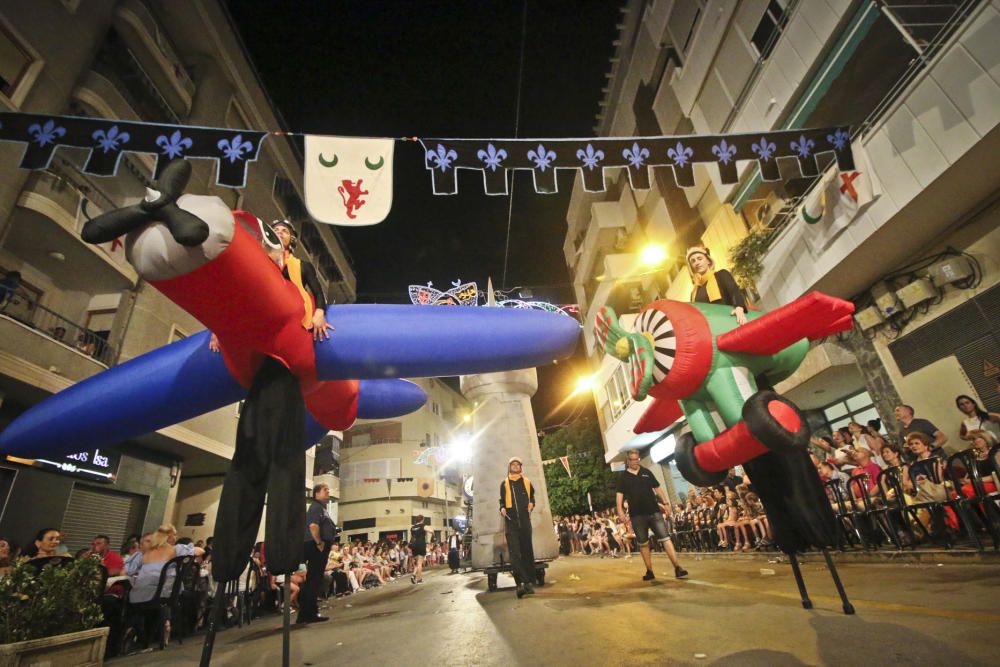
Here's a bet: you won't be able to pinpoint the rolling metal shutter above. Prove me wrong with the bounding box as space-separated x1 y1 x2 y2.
61 485 147 553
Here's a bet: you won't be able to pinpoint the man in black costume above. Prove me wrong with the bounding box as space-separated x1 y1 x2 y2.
299 483 336 624
499 456 536 598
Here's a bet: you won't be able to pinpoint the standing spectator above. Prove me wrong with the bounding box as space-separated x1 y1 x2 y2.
0 270 28 310
895 405 948 450
299 483 335 624
955 395 1000 443
499 456 537 597
29 528 70 560
616 449 688 581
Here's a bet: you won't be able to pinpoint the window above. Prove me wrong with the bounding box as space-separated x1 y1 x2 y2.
667 1 705 55
820 390 878 434
0 21 34 102
604 365 633 422
750 0 789 60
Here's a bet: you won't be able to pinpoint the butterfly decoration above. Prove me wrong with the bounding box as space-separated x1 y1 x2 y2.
408 280 479 306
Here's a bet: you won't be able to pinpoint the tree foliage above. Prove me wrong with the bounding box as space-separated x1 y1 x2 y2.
540 418 617 516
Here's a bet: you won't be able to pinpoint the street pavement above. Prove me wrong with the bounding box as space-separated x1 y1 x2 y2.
122 554 1000 666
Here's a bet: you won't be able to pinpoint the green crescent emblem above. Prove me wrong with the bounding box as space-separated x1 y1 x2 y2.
318 153 338 167
365 156 385 170
801 203 822 224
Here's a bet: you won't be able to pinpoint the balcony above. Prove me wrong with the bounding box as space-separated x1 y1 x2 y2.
0 293 114 385
113 0 195 120
753 2 1000 305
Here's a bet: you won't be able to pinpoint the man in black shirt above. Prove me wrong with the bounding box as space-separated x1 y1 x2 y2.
299 483 336 623
895 404 948 450
499 456 536 598
410 515 431 584
616 449 688 583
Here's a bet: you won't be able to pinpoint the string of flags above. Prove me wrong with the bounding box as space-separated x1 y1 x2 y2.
0 111 856 229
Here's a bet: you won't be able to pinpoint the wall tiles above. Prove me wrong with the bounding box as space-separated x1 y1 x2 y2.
904 76 980 163
932 47 1000 137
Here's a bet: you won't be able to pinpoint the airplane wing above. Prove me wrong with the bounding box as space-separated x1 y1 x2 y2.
633 397 684 434
716 292 854 356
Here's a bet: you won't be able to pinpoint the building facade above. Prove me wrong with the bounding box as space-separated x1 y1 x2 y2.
0 0 355 552
338 378 469 545
565 0 997 497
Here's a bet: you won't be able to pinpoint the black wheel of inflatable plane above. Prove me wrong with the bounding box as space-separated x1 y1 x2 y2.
673 431 728 488
742 390 811 453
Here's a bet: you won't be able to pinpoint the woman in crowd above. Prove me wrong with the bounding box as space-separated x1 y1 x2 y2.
959 430 998 499
880 443 906 470
0 538 17 577
956 395 1000 443
717 490 748 550
128 524 203 644
29 528 70 561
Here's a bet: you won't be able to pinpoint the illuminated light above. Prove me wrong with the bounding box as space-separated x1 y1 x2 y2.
573 375 595 396
462 413 472 423
640 243 668 267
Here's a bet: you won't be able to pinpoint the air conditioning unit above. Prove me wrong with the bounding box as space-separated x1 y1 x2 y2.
896 278 938 309
928 256 974 286
855 306 883 331
870 281 902 318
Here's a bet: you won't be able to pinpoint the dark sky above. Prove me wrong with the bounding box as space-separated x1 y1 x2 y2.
227 0 618 423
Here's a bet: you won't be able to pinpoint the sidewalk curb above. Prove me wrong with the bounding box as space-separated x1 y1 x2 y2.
660 549 1000 565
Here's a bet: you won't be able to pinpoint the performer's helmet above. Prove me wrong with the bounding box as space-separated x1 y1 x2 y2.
271 219 297 249
685 246 714 269
508 456 523 469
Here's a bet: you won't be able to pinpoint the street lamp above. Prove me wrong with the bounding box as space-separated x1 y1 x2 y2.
640 243 668 267
572 374 595 397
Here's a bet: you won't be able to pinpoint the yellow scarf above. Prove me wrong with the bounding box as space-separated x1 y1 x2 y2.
690 270 722 303
503 475 531 510
284 254 314 329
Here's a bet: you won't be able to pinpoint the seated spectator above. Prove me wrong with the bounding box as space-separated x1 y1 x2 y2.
895 404 948 450
880 443 905 470
29 528 71 561
955 395 1000 443
0 538 17 577
129 524 203 604
905 433 947 503
849 449 883 498
959 430 998 499
82 534 125 576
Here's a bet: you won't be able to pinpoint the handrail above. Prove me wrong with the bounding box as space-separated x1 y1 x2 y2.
0 292 117 366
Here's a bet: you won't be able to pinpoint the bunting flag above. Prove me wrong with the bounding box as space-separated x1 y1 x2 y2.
420 127 855 195
559 455 572 478
0 112 266 188
304 135 395 225
802 141 881 255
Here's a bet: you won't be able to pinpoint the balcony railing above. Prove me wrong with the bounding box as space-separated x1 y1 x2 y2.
748 0 981 254
0 292 117 366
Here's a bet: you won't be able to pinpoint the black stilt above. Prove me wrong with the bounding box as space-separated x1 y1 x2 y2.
821 548 855 615
199 580 228 667
282 577 291 667
787 553 812 610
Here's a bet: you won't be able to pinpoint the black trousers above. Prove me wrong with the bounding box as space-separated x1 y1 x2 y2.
298 541 330 621
448 548 460 571
504 515 535 585
212 358 305 582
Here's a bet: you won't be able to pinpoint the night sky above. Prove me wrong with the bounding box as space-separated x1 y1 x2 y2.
228 1 619 424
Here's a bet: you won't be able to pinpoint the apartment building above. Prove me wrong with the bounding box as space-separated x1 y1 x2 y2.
0 0 356 550
564 0 997 497
338 379 469 545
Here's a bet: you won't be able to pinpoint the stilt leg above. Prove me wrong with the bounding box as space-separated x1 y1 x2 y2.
822 548 855 615
199 580 227 667
788 553 812 610
282 577 291 667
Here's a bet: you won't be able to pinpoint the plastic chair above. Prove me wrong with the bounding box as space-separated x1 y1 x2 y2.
846 473 899 549
823 478 864 549
947 449 997 550
127 554 198 650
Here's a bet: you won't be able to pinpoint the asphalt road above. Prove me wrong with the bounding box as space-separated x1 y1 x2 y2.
123 554 1000 666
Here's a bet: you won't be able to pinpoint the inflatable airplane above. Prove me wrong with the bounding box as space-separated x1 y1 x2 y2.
0 161 580 460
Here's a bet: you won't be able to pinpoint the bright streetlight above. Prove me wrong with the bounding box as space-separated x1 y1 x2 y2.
573 374 595 396
640 243 668 267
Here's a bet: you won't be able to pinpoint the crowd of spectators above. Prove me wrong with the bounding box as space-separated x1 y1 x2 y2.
553 399 1000 555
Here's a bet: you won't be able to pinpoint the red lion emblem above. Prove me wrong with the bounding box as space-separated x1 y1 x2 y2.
338 179 369 220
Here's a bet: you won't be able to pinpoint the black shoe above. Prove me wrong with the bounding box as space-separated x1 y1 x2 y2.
675 566 688 579
410 575 416 584
523 584 536 595
642 570 656 581
516 584 525 599
310 615 330 623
